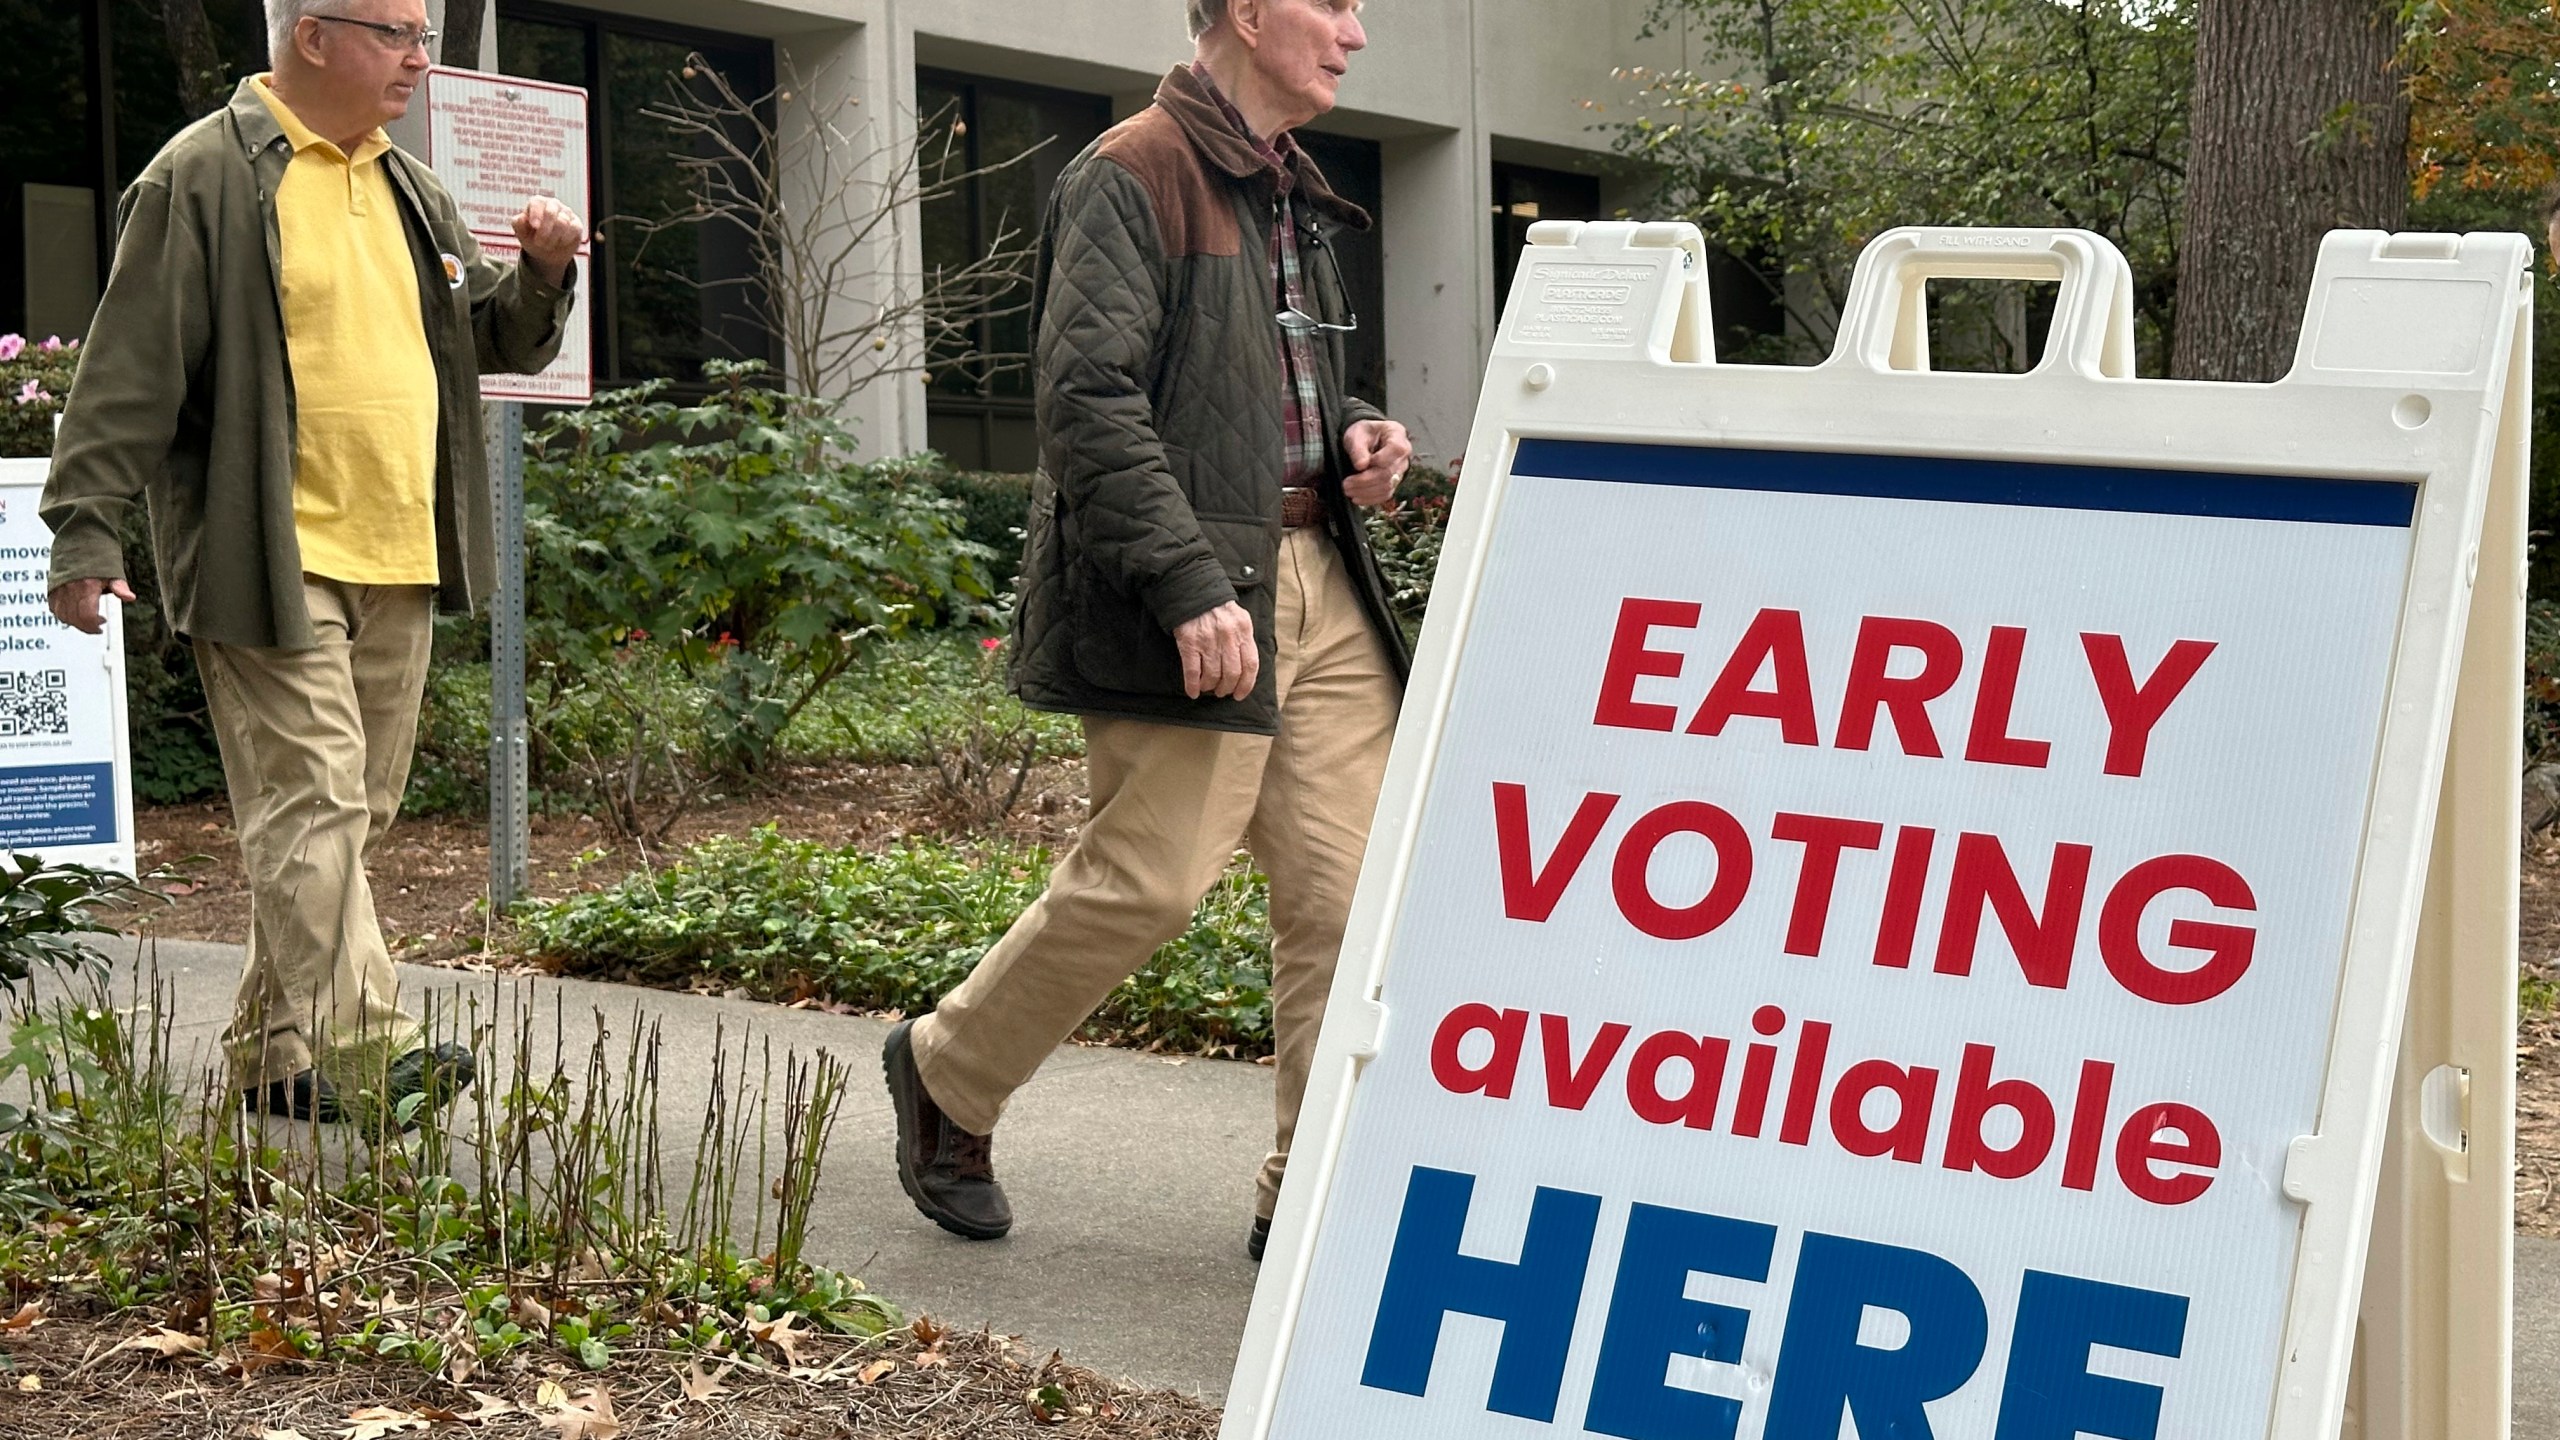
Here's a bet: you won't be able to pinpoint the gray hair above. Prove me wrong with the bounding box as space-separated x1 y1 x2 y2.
1186 0 1227 40
264 0 353 60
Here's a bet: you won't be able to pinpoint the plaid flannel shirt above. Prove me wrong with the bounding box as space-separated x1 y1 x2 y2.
1198 71 1329 489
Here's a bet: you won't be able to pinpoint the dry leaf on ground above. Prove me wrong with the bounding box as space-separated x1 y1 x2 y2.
343 1405 430 1439
258 1430 313 1440
750 1312 809 1368
856 1358 897 1386
107 1326 208 1361
15 1374 39 1392
539 1385 622 1439
2 1301 45 1332
678 1360 732 1403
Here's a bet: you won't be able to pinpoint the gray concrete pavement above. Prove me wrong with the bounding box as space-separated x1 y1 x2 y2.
78 936 2560 1416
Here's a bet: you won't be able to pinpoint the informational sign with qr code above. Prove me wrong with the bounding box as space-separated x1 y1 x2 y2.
0 459 131 874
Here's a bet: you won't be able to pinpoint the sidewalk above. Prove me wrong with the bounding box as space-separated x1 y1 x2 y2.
95 937 2560 1419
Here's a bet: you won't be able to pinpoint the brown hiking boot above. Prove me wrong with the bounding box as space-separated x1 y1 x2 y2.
882 1018 1013 1240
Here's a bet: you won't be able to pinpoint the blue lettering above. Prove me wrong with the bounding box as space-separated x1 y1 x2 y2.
1584 1201 1776 1440
1994 1270 2189 1440
1764 1232 1990 1439
1358 1165 1602 1421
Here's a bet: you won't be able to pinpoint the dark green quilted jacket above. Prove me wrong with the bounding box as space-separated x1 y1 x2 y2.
1008 64 1411 734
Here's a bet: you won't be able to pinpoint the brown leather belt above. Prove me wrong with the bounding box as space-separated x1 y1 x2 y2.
1280 485 1325 529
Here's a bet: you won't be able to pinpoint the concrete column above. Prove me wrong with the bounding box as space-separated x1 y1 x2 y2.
1378 127 1492 470
777 11 929 460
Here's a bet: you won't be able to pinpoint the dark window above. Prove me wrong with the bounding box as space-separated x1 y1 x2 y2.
918 70 1109 474
498 2 776 387
1295 129 1385 411
1490 160 1600 319
0 0 269 343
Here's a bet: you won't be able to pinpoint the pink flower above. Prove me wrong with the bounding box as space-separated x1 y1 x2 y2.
979 636 1003 651
16 381 44 404
37 337 61 353
0 336 22 362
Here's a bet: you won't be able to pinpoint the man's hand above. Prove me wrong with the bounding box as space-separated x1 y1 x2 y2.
49 578 134 636
1174 601 1259 700
1343 419 1413 507
512 197 586 290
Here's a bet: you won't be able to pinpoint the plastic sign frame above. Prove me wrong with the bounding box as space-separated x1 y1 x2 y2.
1222 224 2527 1440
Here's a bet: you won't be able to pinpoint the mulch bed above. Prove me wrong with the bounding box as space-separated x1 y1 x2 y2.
0 1312 1219 1439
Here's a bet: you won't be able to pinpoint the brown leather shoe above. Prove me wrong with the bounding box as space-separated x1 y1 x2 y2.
882 1018 1012 1240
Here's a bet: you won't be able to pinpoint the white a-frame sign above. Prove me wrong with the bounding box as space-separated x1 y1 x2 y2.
1226 225 2527 1440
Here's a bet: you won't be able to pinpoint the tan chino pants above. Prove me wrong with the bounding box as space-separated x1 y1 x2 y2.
202 577 435 1089
913 526 1401 1218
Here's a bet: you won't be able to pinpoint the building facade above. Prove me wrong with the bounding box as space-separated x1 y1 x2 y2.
14 0 1732 470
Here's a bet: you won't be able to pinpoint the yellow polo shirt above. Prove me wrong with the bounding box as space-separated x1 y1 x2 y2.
254 76 440 586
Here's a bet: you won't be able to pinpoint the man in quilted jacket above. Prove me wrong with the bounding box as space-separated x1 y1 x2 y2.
884 0 1414 1260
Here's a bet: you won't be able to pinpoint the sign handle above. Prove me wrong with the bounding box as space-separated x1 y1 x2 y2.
1830 226 2139 380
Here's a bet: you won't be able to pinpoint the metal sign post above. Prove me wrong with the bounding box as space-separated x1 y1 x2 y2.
410 63 591 915
485 398 530 909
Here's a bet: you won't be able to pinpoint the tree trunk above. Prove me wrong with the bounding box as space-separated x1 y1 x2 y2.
157 0 230 116
2170 0 2409 381
441 0 487 70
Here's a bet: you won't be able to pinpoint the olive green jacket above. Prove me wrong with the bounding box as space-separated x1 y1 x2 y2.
1008 65 1412 733
43 79 574 649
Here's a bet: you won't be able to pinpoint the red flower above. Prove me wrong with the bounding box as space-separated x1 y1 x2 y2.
980 636 1003 652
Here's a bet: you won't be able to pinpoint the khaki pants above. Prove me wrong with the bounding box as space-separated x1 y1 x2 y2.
913 527 1400 1218
202 577 435 1088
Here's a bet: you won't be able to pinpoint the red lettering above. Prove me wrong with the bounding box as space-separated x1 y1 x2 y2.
1625 1030 1730 1129
1610 801 1754 941
2081 634 2216 778
1942 1043 2057 1180
1772 812 1885 958
2061 1059 2116 1191
1836 616 1964 757
1933 832 2094 989
1872 825 1937 970
1494 783 1619 923
1429 1004 1527 1098
1962 625 2052 768
1828 1059 1941 1163
1594 597 1701 731
2114 1101 2221 1205
1685 608 1819 745
1540 1013 1631 1111
1731 1005 1786 1137
2099 854 2258 1005
1778 1019 1832 1145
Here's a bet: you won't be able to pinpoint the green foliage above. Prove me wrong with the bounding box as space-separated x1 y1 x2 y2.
787 630 1082 765
1614 0 2191 369
0 333 77 458
0 855 156 989
2523 966 2557 1017
2528 598 2560 764
920 465 1037 571
516 826 1276 1055
524 361 995 783
1364 464 1455 641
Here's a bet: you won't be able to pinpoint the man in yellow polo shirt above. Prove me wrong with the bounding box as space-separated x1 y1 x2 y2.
43 0 583 1124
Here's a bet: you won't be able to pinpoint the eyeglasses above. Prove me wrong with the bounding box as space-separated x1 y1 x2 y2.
1275 305 1358 334
311 15 439 52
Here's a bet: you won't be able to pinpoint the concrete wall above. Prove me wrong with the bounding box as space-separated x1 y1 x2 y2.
473 0 1684 464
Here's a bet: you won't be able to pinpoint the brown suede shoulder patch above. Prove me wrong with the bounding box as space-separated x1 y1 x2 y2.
1096 107 1240 259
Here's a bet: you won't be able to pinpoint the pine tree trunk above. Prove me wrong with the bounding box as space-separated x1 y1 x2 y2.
2170 0 2409 381
441 0 488 70
157 0 230 116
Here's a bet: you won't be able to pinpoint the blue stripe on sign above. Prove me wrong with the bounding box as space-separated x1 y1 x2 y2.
1510 438 2419 528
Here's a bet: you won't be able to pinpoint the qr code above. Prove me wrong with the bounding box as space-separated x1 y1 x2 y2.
0 670 69 738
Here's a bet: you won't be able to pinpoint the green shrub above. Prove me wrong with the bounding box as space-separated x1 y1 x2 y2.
919 465 1034 573
1365 464 1454 640
786 630 1081 765
516 826 1274 1055
521 363 994 831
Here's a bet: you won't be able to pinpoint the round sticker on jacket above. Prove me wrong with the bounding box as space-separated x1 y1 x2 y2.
441 253 464 289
